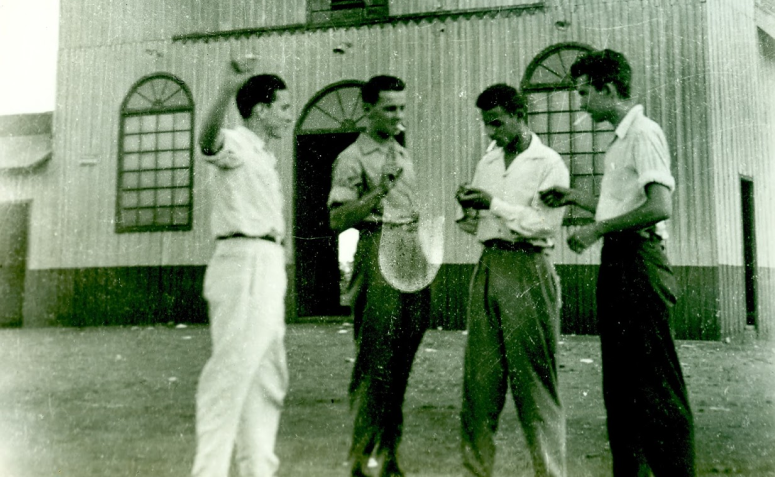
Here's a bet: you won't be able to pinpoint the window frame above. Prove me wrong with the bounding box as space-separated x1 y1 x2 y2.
307 0 388 26
116 73 195 234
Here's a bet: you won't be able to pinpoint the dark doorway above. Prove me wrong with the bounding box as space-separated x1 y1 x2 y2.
740 178 758 327
294 81 370 318
295 132 359 317
0 201 30 327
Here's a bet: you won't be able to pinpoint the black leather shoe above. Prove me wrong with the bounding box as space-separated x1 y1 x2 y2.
351 460 370 477
380 458 404 477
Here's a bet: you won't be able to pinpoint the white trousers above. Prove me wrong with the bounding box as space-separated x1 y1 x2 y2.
192 239 288 477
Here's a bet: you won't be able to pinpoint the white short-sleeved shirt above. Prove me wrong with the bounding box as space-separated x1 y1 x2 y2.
459 133 570 248
203 125 285 240
596 105 676 239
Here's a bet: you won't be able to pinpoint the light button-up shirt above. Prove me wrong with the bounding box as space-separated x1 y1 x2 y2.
458 133 570 248
595 105 675 239
203 125 285 240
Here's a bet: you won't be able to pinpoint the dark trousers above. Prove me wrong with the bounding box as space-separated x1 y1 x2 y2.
348 229 430 461
461 246 566 477
597 233 695 477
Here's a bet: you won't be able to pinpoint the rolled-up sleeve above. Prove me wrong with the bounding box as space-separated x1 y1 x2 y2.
328 152 362 207
489 161 570 239
634 129 675 192
202 129 243 169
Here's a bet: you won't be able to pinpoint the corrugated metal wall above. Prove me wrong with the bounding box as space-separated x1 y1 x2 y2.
756 27 775 272
57 0 543 48
706 0 763 267
50 0 718 271
756 25 775 336
706 0 773 336
46 43 216 270
547 0 713 268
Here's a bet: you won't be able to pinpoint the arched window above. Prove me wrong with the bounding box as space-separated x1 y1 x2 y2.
522 43 614 224
116 73 194 233
297 81 369 134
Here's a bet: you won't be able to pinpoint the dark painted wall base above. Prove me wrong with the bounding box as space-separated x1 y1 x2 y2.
20 263 771 341
24 266 209 327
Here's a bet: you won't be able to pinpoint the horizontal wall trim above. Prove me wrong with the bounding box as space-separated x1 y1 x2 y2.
172 4 544 43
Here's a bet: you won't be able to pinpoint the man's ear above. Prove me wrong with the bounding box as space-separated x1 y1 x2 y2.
603 82 619 99
251 102 269 119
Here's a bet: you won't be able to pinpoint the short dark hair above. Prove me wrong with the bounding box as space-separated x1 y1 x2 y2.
361 75 406 105
235 74 287 119
476 84 528 120
570 49 632 99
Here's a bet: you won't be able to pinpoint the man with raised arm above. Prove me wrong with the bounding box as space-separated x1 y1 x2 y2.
192 59 293 477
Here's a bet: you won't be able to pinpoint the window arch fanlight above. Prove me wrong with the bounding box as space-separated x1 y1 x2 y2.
521 43 615 225
296 80 368 135
116 73 195 233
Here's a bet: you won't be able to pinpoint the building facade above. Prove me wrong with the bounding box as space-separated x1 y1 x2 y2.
3 0 774 340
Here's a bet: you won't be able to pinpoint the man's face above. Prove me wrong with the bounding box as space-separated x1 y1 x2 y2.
575 75 612 123
480 106 520 149
365 90 406 137
249 89 293 139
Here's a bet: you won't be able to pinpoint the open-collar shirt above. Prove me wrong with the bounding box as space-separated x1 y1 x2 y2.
596 105 676 239
202 125 285 240
328 133 419 225
458 133 570 248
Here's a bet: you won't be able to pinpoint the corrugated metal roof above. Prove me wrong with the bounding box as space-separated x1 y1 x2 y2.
0 112 53 136
0 113 53 171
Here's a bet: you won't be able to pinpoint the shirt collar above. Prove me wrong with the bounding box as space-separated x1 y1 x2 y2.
520 132 545 159
356 132 400 156
614 104 644 139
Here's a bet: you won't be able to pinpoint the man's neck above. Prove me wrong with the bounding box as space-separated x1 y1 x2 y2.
503 128 532 169
609 100 636 128
243 119 269 143
366 127 392 145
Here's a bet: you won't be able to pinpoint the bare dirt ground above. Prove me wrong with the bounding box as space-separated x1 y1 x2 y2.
0 323 773 476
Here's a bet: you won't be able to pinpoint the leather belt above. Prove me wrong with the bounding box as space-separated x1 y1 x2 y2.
358 218 419 234
216 232 284 246
606 229 663 244
357 222 383 234
483 239 543 253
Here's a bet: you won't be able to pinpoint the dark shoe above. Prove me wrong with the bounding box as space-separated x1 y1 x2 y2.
351 459 370 477
380 457 404 477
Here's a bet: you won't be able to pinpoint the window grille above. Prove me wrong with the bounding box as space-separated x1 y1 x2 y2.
117 73 194 233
